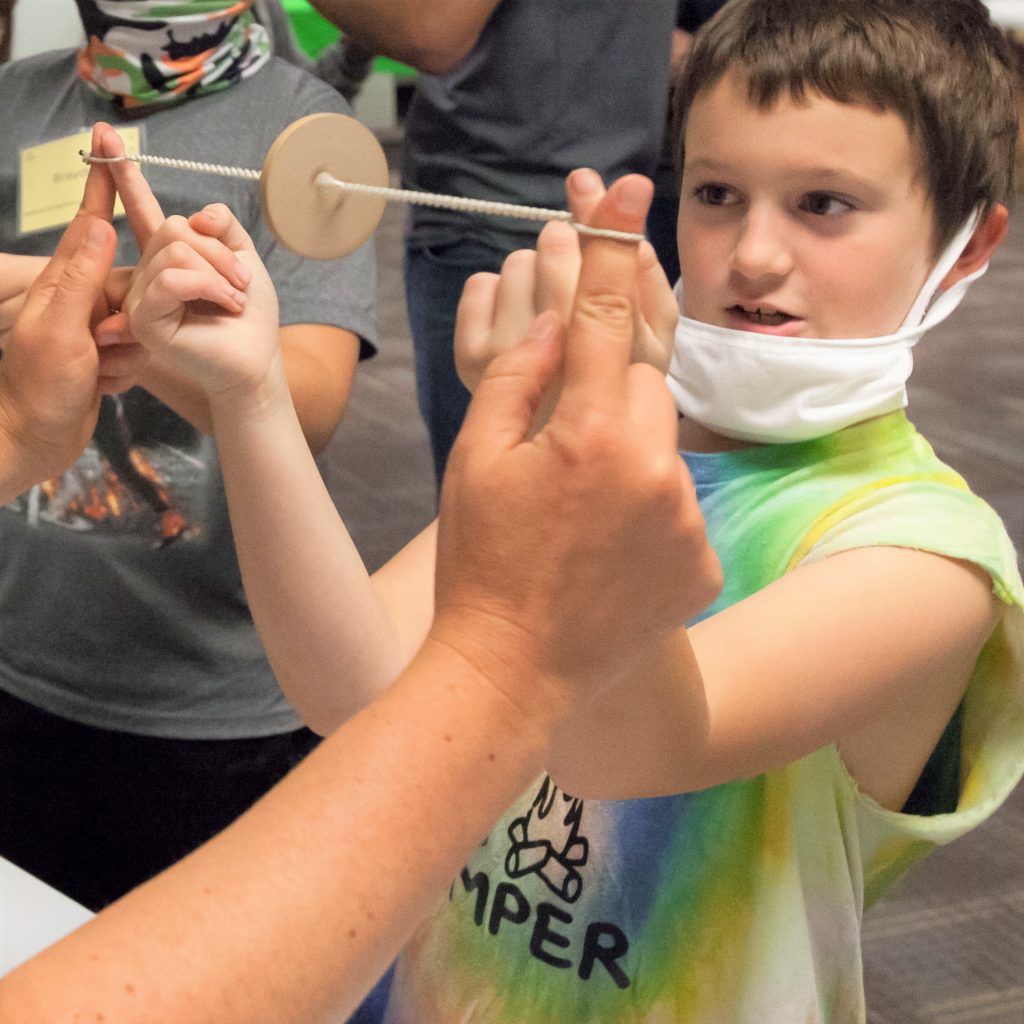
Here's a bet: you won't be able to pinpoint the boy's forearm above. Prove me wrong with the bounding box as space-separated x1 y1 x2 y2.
547 628 713 800
209 374 413 733
0 637 549 1024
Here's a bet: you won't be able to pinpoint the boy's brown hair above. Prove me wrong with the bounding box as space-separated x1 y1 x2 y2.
672 0 1020 250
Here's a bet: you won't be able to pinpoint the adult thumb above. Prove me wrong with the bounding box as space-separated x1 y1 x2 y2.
42 216 117 331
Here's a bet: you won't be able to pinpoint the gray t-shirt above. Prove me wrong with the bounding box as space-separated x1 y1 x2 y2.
0 51 376 738
403 0 678 251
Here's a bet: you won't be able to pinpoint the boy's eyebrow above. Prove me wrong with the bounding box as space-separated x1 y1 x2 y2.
684 157 886 195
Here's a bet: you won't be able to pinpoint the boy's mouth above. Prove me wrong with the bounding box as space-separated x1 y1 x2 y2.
726 304 803 334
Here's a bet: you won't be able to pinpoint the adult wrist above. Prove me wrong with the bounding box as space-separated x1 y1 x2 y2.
0 399 43 503
426 606 575 737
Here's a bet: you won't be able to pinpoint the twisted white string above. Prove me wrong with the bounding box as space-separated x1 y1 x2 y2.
79 150 647 243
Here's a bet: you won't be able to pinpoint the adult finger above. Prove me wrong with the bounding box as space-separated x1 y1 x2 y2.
98 123 164 251
80 122 117 224
23 216 117 333
455 310 564 463
97 340 150 395
559 174 653 406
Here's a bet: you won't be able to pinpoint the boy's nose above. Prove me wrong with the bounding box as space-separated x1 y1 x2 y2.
730 207 792 284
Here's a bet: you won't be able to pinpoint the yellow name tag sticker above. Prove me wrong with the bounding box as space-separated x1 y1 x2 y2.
18 127 143 236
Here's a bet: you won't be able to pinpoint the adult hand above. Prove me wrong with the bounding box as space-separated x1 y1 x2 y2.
455 169 679 395
432 175 720 721
0 125 146 501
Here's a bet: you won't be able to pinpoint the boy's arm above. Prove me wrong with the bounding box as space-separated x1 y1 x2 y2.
550 544 1000 810
468 169 1000 811
101 120 433 732
307 0 502 73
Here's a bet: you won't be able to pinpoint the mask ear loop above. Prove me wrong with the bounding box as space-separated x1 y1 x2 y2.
900 208 986 330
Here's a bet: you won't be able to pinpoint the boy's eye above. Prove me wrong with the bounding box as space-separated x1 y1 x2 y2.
799 192 854 217
694 183 738 207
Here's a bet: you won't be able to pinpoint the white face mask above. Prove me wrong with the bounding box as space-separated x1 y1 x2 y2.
666 212 988 444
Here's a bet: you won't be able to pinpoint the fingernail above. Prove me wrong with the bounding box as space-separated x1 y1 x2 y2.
570 168 601 195
529 309 560 343
616 177 651 217
234 260 252 285
96 332 121 347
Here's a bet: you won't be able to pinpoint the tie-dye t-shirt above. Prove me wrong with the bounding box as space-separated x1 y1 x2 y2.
383 411 1024 1024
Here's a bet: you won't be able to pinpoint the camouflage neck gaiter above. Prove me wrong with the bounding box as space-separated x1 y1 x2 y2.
75 1 271 110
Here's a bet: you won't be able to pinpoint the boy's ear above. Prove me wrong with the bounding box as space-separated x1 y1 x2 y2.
938 204 1008 290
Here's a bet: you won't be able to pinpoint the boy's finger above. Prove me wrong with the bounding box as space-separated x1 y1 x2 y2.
80 122 117 223
98 125 164 250
456 311 564 461
534 221 580 324
566 167 607 228
189 204 259 257
560 175 653 406
626 362 680 452
454 271 501 384
491 249 538 347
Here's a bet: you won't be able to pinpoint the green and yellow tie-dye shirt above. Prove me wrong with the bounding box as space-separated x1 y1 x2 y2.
384 411 1024 1024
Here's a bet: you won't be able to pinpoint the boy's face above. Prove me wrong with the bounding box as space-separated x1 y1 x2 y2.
677 72 939 339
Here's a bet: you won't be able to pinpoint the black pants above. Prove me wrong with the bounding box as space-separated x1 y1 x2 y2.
0 689 320 911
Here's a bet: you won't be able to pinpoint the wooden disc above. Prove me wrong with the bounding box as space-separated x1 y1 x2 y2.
261 112 389 260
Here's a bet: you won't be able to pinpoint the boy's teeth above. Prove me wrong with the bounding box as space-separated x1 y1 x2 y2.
743 307 788 325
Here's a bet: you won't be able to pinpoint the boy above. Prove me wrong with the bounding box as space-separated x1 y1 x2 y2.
110 0 1022 1020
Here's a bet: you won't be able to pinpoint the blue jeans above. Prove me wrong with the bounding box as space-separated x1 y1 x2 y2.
405 240 511 487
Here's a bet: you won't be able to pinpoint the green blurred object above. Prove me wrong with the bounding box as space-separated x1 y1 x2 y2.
279 0 417 77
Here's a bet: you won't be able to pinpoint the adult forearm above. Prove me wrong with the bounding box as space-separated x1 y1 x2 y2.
0 638 549 1024
307 0 499 73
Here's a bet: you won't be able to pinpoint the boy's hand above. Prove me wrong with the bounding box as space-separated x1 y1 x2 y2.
95 125 282 410
432 175 719 720
455 169 678 396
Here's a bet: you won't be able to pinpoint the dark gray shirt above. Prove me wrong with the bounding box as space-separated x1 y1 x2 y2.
403 0 678 251
0 51 375 738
